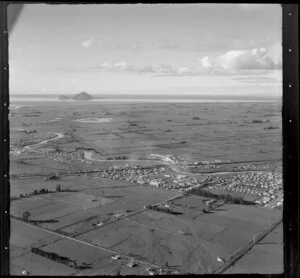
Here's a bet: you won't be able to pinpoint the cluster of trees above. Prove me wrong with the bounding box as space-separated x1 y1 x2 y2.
187 188 255 205
11 188 55 201
11 185 75 202
22 211 31 221
147 205 178 215
55 185 76 192
43 174 60 181
192 116 200 120
264 126 279 130
31 247 91 270
252 119 263 123
31 247 82 269
114 155 127 160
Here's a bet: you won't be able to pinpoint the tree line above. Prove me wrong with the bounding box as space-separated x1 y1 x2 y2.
187 188 255 205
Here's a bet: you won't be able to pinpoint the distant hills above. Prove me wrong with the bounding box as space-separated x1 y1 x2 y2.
58 92 93 101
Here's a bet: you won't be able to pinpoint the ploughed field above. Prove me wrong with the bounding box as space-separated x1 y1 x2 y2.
10 101 282 275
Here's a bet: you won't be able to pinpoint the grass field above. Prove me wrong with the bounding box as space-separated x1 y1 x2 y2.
10 252 75 276
10 221 61 258
224 223 283 274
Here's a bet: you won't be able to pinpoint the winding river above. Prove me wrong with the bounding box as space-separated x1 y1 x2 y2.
23 132 64 152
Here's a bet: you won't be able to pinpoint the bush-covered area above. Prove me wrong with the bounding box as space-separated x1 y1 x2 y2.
264 126 279 130
114 155 127 160
252 119 263 123
187 188 255 205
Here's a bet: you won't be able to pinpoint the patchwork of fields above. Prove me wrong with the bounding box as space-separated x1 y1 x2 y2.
10 101 283 275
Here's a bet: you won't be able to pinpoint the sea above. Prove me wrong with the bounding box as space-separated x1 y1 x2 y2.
10 94 281 106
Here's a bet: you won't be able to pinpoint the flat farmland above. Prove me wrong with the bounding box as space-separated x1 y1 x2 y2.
10 220 61 257
37 210 99 232
211 204 282 226
224 223 283 274
168 195 208 211
74 257 150 276
80 185 179 213
10 196 56 216
39 238 114 265
224 243 283 274
10 252 75 276
127 202 281 249
260 223 283 243
59 186 179 236
10 175 139 198
10 186 179 236
10 101 282 165
10 101 283 275
10 154 71 176
78 218 224 273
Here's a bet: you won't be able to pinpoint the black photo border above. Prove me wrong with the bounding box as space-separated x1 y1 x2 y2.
0 2 298 277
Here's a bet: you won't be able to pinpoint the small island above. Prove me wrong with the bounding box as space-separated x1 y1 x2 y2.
72 92 93 100
58 92 93 101
58 95 71 100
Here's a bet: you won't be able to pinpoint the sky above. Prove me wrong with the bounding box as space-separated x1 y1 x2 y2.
9 4 282 97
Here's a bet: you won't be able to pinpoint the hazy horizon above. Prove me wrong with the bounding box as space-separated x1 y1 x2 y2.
9 4 282 97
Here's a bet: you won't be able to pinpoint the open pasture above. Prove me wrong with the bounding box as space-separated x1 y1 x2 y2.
10 175 139 198
224 222 283 274
58 186 178 235
10 252 75 276
168 194 208 212
260 222 283 244
80 185 179 212
224 243 283 274
10 153 70 176
39 238 114 265
128 201 280 249
77 218 223 274
74 256 150 276
10 220 61 257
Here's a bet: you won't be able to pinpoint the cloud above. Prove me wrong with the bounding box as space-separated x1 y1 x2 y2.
199 56 212 69
95 61 177 75
200 44 282 71
81 37 94 48
238 4 270 11
60 44 281 77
